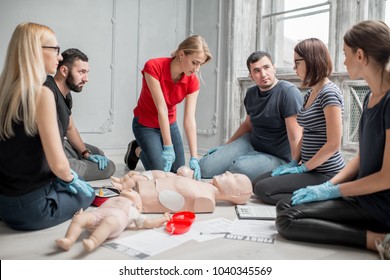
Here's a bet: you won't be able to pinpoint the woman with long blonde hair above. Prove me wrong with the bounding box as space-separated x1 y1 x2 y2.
0 22 95 230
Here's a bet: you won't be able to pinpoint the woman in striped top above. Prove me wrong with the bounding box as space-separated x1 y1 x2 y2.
276 20 390 259
252 38 344 205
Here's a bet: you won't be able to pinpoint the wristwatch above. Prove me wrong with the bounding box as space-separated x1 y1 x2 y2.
81 149 92 159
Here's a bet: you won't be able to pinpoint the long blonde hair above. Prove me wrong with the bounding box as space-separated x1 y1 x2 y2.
0 22 51 140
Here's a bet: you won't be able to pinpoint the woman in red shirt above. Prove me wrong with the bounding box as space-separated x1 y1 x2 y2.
125 35 212 180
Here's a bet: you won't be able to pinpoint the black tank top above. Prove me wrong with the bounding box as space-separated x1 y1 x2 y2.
0 123 55 196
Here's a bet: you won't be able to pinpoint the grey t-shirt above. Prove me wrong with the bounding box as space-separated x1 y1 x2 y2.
244 80 303 161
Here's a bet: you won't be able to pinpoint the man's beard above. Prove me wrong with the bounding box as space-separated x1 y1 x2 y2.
66 73 83 92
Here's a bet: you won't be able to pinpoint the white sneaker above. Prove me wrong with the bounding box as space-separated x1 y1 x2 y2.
375 234 390 260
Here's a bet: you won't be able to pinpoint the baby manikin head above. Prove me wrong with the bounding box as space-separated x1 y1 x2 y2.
120 189 143 212
212 171 252 204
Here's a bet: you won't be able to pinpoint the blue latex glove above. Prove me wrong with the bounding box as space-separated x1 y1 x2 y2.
291 181 341 205
161 145 175 172
272 163 308 176
87 154 108 170
56 170 94 197
271 160 298 176
205 145 223 156
189 157 201 180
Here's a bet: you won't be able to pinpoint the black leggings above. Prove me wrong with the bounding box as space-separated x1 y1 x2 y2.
252 171 334 205
275 197 390 248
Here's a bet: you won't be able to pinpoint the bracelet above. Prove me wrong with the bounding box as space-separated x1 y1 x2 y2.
81 149 92 158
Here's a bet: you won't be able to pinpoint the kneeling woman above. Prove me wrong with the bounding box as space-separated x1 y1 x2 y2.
125 35 212 180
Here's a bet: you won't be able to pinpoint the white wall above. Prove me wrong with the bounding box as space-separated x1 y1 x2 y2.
1 0 386 159
0 0 189 155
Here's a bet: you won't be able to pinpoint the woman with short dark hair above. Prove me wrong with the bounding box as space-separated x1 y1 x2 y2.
276 20 390 260
253 38 345 205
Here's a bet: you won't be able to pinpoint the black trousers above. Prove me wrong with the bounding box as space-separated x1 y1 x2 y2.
276 197 390 248
252 171 334 205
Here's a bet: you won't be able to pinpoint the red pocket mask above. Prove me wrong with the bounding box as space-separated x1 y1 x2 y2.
165 211 196 234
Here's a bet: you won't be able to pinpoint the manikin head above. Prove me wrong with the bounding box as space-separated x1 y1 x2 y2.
120 189 143 212
211 172 252 204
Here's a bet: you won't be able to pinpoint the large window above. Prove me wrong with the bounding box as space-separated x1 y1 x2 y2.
283 1 330 69
260 0 331 73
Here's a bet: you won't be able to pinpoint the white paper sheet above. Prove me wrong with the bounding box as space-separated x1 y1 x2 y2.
103 218 232 258
187 217 233 242
104 229 190 258
225 218 277 243
103 218 277 258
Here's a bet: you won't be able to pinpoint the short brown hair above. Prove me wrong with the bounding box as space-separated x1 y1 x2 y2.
294 38 332 87
246 51 273 72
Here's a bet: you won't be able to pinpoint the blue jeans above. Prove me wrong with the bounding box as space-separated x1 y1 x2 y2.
199 133 286 181
0 181 95 231
132 117 185 172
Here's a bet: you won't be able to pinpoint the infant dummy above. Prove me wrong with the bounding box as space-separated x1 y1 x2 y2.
56 189 170 252
111 167 253 213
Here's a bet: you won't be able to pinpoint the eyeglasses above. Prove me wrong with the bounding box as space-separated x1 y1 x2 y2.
42 46 60 55
294 58 305 68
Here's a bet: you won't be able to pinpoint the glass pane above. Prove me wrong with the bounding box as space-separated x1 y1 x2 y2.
271 0 330 71
284 0 326 10
386 0 390 26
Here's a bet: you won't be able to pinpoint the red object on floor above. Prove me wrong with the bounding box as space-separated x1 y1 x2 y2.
172 211 196 223
165 220 193 234
165 211 196 234
92 196 109 207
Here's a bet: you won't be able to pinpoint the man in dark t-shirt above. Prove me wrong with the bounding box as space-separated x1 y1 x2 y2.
199 51 303 181
44 48 115 181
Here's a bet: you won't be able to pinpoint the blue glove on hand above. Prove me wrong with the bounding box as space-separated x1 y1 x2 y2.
271 160 298 176
87 154 108 170
189 157 201 180
161 145 175 172
56 170 95 197
291 181 341 205
272 163 308 176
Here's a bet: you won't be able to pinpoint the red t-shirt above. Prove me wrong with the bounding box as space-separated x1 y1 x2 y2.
133 57 200 128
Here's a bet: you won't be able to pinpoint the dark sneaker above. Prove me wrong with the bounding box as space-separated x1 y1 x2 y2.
375 234 390 260
124 140 139 170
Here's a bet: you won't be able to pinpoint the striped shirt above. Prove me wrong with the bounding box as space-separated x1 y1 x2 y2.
297 81 345 173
